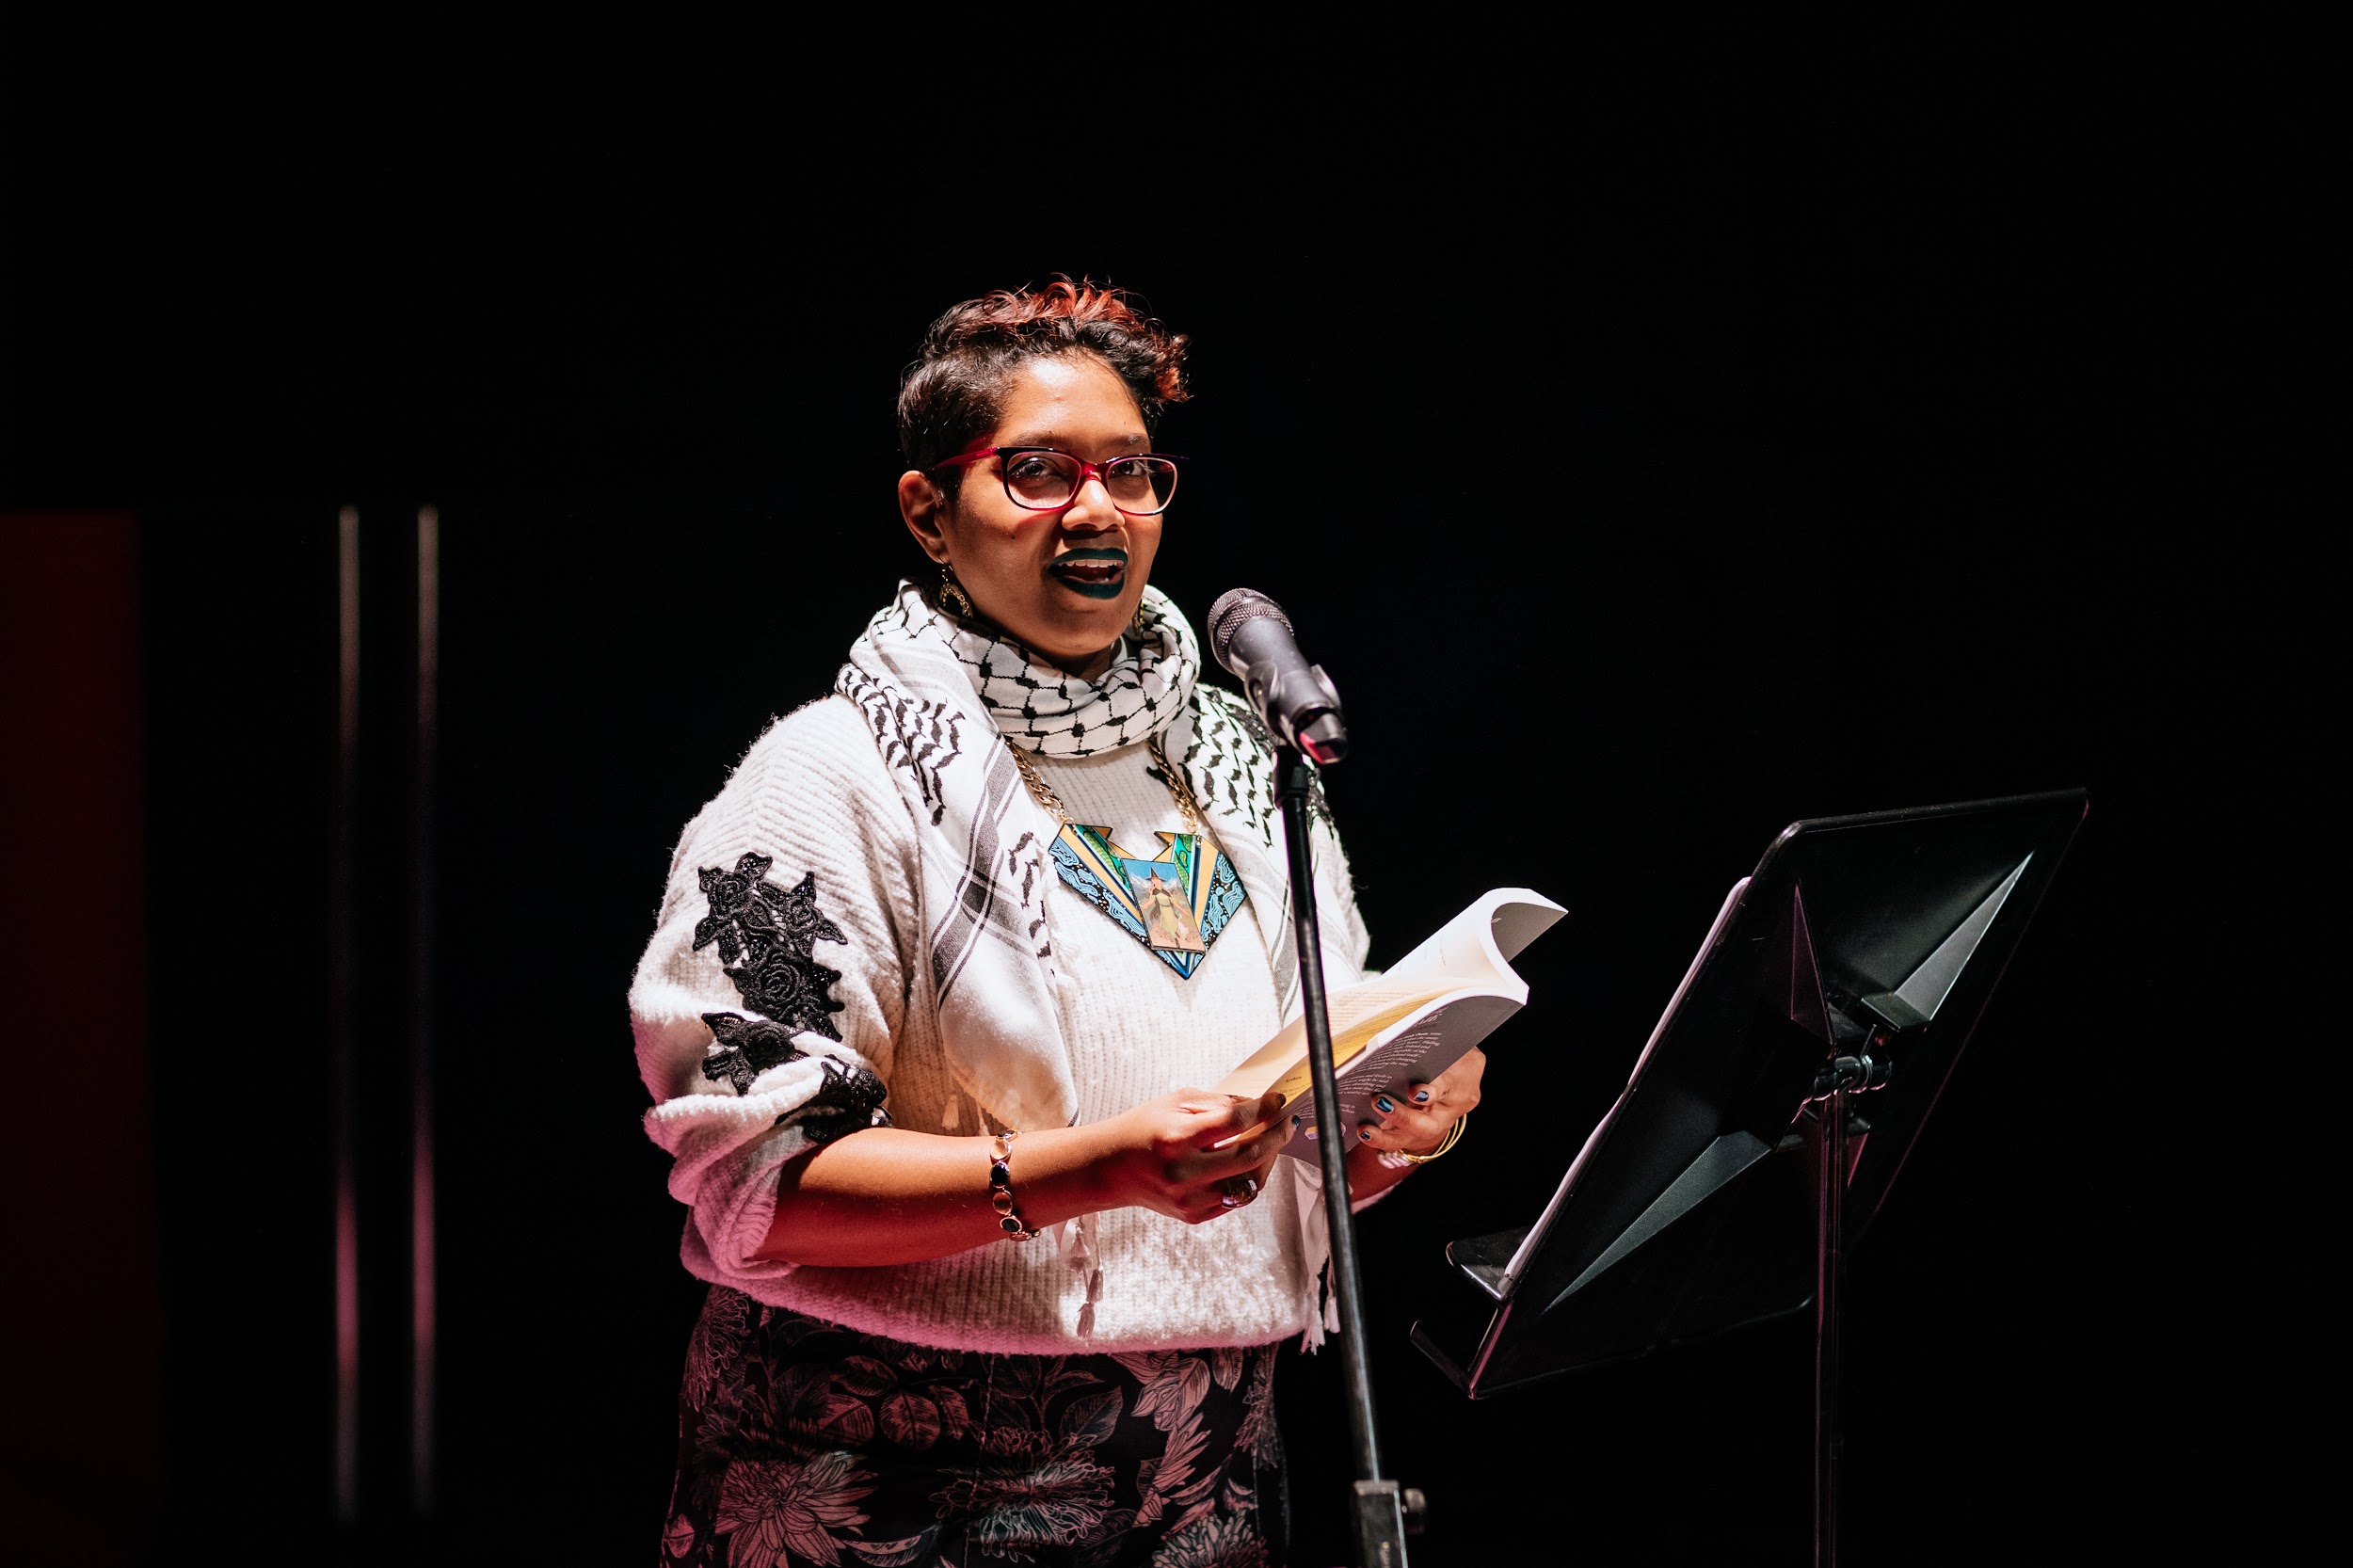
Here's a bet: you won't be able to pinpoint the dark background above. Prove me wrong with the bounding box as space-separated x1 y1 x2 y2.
4 24 2272 1567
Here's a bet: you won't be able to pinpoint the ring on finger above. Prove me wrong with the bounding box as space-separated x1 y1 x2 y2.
1219 1174 1261 1208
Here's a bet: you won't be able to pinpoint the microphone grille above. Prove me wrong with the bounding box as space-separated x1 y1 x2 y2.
1207 588 1291 669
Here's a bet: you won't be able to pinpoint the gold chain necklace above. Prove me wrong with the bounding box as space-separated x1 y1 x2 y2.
1008 733 1203 838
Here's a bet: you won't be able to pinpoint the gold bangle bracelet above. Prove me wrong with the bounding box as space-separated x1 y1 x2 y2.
1397 1112 1465 1165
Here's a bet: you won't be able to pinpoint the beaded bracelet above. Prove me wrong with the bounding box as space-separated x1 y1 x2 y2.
988 1129 1039 1241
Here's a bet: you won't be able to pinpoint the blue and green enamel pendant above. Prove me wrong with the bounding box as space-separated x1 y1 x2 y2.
1015 736 1247 980
1048 822 1247 979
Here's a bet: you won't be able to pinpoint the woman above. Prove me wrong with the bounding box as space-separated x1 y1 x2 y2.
632 281 1481 1567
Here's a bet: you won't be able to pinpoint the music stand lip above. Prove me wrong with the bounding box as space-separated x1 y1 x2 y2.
1415 785 2089 1400
1764 784 2090 851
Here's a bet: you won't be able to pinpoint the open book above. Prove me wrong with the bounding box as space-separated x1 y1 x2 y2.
1214 888 1566 1160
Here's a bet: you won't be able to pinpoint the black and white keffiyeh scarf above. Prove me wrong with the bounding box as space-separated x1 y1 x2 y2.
836 581 1303 1135
840 580 1359 1344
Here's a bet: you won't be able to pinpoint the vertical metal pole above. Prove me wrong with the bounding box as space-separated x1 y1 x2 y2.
410 505 440 1517
1276 750 1408 1568
332 506 361 1525
1814 1087 1847 1568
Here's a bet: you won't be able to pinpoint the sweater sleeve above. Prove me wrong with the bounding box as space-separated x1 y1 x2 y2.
629 696 920 1288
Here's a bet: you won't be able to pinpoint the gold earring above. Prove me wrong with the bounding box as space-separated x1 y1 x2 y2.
1130 601 1151 637
939 563 975 619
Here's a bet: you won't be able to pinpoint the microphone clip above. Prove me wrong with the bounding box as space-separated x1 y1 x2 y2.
1250 662 1346 763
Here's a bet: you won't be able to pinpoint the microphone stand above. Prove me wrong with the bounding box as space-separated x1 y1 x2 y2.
1275 745 1411 1568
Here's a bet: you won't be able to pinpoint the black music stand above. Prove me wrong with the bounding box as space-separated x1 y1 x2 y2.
1411 790 2087 1568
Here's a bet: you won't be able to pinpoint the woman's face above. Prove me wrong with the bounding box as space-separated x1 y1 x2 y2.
899 353 1163 679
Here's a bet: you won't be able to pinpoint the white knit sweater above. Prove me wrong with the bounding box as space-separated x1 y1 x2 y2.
630 694 1372 1353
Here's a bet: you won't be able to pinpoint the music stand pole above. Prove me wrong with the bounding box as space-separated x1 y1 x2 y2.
1277 747 1410 1568
1814 1081 1848 1568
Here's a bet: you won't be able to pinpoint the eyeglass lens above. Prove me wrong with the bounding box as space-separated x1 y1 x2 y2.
1002 452 1178 514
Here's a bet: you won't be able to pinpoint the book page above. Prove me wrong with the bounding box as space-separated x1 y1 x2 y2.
1216 887 1566 1118
1267 989 1521 1159
1380 888 1565 997
1216 986 1449 1101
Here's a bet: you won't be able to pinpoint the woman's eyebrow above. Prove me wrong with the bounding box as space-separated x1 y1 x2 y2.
1000 432 1153 451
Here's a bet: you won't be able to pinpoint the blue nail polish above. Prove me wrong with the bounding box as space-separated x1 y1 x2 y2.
1290 1113 1302 1127
1357 1127 1374 1143
1412 1089 1432 1104
1374 1095 1396 1114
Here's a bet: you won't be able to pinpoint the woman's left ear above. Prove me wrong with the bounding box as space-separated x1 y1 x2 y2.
898 470 951 564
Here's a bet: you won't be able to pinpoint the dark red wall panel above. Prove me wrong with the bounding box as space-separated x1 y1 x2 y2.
0 514 164 1564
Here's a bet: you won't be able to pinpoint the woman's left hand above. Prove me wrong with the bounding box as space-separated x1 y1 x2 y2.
1354 1047 1484 1156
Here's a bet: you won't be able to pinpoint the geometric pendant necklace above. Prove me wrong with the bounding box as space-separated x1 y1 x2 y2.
1010 734 1248 980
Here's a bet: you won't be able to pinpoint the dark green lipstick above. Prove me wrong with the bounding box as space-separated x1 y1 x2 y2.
1048 548 1128 600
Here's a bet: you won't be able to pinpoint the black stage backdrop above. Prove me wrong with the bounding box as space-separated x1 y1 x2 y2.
3 30 2265 1568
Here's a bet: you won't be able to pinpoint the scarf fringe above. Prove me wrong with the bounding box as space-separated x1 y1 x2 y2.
1050 1210 1107 1339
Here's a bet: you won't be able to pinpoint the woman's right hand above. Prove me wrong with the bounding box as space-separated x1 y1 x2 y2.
1096 1087 1288 1224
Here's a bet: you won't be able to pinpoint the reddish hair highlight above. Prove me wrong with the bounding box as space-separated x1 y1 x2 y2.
897 279 1191 488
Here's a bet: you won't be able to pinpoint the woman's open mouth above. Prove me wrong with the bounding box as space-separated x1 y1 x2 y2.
1048 548 1128 600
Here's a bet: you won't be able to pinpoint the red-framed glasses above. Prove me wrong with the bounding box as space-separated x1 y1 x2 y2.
932 447 1183 516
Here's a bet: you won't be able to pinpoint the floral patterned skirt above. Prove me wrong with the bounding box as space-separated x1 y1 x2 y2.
663 1288 1288 1568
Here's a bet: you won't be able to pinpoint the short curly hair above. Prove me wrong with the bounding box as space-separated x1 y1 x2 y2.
897 280 1191 495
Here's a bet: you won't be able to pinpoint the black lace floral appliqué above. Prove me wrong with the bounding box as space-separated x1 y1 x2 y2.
692 856 888 1134
697 1012 891 1140
789 1057 890 1144
696 1013 808 1095
693 853 847 1041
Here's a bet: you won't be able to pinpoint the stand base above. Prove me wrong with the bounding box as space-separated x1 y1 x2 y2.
1352 1480 1411 1568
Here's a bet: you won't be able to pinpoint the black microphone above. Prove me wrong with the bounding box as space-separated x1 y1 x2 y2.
1206 589 1349 763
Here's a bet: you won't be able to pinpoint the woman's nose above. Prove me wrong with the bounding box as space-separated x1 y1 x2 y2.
1059 475 1121 531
